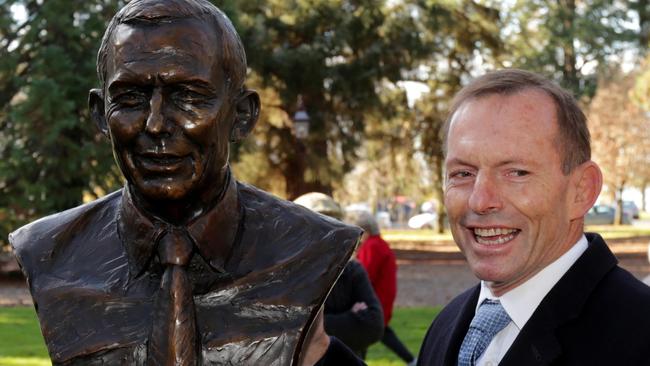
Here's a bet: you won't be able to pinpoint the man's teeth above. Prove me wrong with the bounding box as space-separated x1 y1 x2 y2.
473 228 518 245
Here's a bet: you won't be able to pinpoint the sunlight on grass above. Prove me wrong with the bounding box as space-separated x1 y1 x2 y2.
384 229 453 242
0 307 49 365
0 357 51 366
366 307 440 366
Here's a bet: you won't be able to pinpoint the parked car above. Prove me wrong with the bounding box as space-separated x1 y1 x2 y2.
407 212 437 229
585 204 631 225
623 201 640 219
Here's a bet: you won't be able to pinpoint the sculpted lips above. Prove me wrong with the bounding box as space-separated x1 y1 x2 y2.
135 151 190 173
472 227 520 245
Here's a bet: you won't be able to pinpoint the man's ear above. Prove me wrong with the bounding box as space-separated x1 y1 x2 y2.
89 88 109 138
230 89 260 143
569 160 603 220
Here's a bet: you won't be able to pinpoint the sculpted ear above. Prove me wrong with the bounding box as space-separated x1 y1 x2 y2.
89 88 109 138
230 89 260 143
569 161 603 220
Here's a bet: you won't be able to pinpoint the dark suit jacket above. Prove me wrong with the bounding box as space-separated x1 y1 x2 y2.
418 233 650 366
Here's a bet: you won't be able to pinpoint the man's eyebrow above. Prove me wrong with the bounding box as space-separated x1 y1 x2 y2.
495 159 542 169
445 157 475 167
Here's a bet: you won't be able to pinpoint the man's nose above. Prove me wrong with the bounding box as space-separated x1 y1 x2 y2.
468 173 502 214
145 88 172 135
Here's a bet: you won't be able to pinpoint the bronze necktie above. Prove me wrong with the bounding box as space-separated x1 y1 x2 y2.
147 228 197 366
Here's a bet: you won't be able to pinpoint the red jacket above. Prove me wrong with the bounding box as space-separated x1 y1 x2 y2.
356 234 397 325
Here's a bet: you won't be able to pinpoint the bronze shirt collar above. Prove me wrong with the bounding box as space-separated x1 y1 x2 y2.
117 172 241 278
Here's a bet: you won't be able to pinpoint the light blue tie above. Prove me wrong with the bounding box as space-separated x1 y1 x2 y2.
458 299 511 366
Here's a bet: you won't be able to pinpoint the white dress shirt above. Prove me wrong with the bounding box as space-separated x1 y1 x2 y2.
474 235 588 366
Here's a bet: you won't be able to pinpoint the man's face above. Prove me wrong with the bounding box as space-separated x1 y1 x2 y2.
444 89 580 296
103 19 233 202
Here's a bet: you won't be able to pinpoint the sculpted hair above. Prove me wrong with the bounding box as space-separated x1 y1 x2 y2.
443 69 591 174
96 0 247 98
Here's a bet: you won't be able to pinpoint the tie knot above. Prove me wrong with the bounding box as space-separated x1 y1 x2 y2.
470 299 511 335
157 229 194 266
458 299 512 366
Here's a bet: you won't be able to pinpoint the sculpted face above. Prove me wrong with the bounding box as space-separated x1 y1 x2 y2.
444 89 590 296
98 19 235 203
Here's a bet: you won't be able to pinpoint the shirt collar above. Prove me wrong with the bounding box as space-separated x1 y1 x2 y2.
117 172 241 277
476 234 588 329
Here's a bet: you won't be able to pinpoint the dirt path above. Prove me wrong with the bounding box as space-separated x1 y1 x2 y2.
395 256 650 307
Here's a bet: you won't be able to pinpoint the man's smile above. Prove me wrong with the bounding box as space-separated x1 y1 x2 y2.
470 226 521 245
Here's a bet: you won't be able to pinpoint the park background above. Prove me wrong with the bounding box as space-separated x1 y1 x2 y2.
3 0 650 365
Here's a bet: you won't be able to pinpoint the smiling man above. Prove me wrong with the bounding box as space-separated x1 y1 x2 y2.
417 69 650 366
8 1 360 365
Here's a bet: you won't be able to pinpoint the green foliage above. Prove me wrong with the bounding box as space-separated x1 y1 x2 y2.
0 0 124 247
2 0 650 249
227 0 429 198
505 0 636 97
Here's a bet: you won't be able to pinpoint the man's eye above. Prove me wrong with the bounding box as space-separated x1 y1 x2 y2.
449 171 473 179
508 169 530 177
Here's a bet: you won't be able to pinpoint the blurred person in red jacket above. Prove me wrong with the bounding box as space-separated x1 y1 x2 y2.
350 210 416 365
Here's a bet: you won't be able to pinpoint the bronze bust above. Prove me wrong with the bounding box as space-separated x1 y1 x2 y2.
9 1 360 365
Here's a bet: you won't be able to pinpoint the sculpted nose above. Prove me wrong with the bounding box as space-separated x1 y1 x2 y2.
468 173 502 214
145 88 170 135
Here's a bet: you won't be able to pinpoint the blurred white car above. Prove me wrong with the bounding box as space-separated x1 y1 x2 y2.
408 212 437 229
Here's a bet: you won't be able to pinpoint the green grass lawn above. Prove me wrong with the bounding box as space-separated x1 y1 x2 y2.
366 307 440 366
0 306 440 366
0 307 49 366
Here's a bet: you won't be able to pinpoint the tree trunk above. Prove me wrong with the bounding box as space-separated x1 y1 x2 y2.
434 156 446 234
643 181 648 212
558 0 579 94
634 0 650 51
615 183 625 225
283 137 332 201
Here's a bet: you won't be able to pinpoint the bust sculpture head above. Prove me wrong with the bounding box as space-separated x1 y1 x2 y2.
88 0 260 224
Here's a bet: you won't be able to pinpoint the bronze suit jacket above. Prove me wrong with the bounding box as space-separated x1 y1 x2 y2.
10 179 360 365
417 233 650 366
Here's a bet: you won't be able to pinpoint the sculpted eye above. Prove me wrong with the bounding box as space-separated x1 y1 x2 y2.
112 91 147 108
172 89 210 106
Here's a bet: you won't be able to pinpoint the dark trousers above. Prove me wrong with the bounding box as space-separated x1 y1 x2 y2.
381 326 414 362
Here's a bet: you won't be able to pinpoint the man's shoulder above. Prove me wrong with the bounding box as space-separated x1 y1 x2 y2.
9 190 122 268
592 264 650 311
418 285 479 365
237 181 361 242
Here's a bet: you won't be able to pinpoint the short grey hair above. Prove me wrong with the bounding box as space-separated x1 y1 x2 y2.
346 211 380 236
444 69 590 175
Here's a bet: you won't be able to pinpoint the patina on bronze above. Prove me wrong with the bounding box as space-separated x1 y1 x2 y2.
9 1 360 365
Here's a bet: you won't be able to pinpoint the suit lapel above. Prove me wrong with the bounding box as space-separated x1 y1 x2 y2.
500 233 617 366
443 286 480 366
